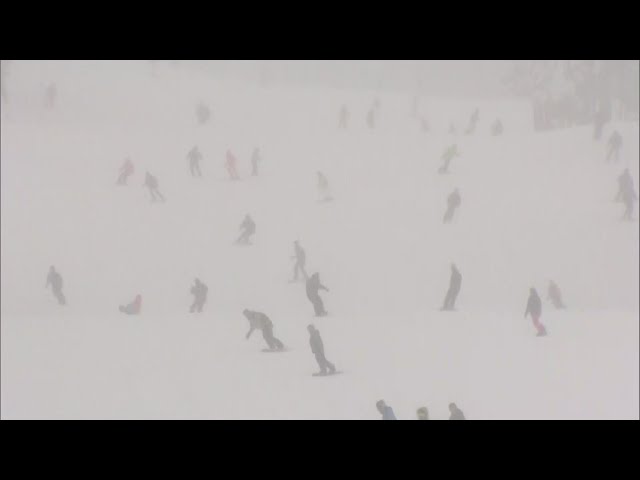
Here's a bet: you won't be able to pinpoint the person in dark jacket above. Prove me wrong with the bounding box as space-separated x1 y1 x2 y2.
308 324 336 375
243 309 284 350
547 280 565 309
189 278 208 313
196 102 211 125
525 287 547 337
291 240 308 282
306 272 329 316
236 214 256 245
464 107 479 135
606 130 622 162
416 406 429 420
119 294 142 315
449 403 466 420
440 263 462 311
376 400 397 420
45 265 66 305
616 168 634 202
443 188 461 223
187 146 203 177
144 171 165 202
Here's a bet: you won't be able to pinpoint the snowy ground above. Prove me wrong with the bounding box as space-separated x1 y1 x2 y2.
1 61 638 419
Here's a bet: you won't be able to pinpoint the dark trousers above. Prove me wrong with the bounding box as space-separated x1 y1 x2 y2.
293 261 308 281
263 325 284 350
53 288 66 305
309 294 326 316
314 352 336 374
442 287 459 310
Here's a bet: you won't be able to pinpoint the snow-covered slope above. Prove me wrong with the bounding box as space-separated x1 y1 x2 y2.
1 61 638 419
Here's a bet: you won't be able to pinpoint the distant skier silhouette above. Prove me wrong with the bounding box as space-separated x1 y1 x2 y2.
593 108 606 141
225 150 240 180
606 130 622 163
189 278 208 313
616 168 634 201
621 181 638 221
44 83 57 109
144 171 165 202
119 294 141 315
317 171 331 202
449 403 466 420
339 105 349 129
196 101 211 125
236 214 256 245
306 272 329 316
187 146 203 177
376 400 397 420
547 280 565 309
464 107 479 135
45 266 66 305
440 263 462 311
308 324 336 375
243 309 284 351
291 240 308 282
491 119 503 136
116 158 134 185
525 287 547 337
251 147 261 176
439 144 459 174
443 188 461 223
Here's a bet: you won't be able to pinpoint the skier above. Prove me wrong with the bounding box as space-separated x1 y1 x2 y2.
366 107 375 129
44 83 57 109
438 144 459 174
45 266 66 305
440 263 462 311
416 407 429 420
189 278 208 313
525 287 547 337
119 294 142 315
225 150 240 180
290 240 308 282
144 171 165 202
376 400 397 420
236 214 256 245
308 324 336 375
243 309 285 351
187 146 203 177
306 272 329 317
317 171 331 202
339 105 349 129
116 158 134 185
606 130 622 163
547 280 565 309
251 148 261 176
616 168 634 202
196 102 211 125
465 108 479 135
443 188 461 224
621 179 638 221
449 403 466 420
491 119 503 136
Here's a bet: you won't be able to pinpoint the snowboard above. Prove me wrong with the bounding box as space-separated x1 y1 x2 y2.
312 371 343 377
261 348 290 353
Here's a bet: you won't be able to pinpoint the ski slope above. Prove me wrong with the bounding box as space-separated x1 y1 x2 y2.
1 61 638 419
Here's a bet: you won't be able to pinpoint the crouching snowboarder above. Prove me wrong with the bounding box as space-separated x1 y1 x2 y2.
243 309 284 351
119 294 142 315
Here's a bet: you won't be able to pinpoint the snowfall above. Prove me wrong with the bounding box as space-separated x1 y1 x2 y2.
1 61 638 419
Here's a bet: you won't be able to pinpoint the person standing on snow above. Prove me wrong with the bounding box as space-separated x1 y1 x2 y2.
525 287 547 337
308 324 336 375
376 400 397 420
438 144 459 174
306 272 329 317
443 188 461 224
243 309 285 351
290 240 308 282
189 278 208 313
116 158 134 185
440 263 462 311
187 146 203 177
225 150 240 180
547 280 565 309
144 171 165 202
449 403 466 420
416 407 429 420
606 130 622 163
236 214 256 245
45 266 66 305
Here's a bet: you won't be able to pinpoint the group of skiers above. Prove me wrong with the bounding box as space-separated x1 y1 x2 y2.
376 400 466 420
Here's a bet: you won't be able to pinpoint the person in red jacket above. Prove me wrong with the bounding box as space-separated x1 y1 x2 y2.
119 294 141 315
226 150 240 180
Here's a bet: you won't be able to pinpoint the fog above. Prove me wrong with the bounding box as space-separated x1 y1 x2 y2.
1 60 638 420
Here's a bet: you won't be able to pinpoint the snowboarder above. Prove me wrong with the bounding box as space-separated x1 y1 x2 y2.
491 119 503 136
416 407 429 420
317 171 331 202
243 309 284 351
44 83 57 109
449 403 466 420
440 263 462 311
306 272 329 317
225 150 240 180
251 148 261 176
621 180 638 221
189 278 208 313
438 144 459 174
119 294 142 315
547 280 565 309
339 105 349 129
196 102 211 125
236 214 256 245
376 400 397 420
443 188 461 224
45 266 66 305
465 108 479 135
308 324 336 375
525 287 547 337
606 130 622 163
116 158 134 185
291 240 308 282
615 168 634 202
187 146 203 177
144 171 165 202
